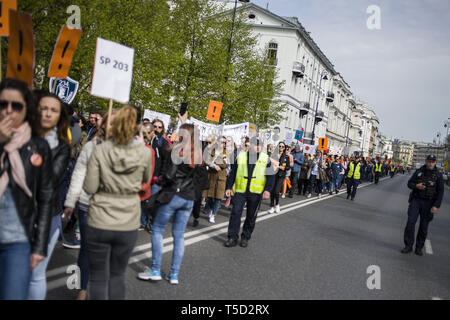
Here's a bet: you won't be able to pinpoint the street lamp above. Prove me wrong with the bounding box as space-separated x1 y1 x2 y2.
220 0 250 123
310 70 328 145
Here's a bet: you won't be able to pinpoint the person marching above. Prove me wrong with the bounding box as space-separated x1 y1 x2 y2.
269 142 290 213
390 162 396 178
374 156 382 184
401 155 444 256
224 137 274 248
346 156 362 201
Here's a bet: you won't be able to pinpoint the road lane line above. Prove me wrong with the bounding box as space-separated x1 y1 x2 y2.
46 176 392 289
425 239 433 255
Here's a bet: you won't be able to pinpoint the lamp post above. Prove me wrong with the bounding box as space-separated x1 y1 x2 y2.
220 0 250 123
310 70 328 145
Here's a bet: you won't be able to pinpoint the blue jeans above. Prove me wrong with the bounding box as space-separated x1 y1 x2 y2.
28 214 61 300
151 195 193 276
336 175 344 189
0 241 31 300
77 206 89 291
205 197 221 216
309 175 322 194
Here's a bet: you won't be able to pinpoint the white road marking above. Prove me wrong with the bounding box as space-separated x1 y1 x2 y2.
47 177 391 289
431 297 442 300
425 239 433 255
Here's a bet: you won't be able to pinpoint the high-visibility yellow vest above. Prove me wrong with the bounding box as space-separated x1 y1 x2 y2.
391 165 395 172
235 151 269 194
375 163 382 172
347 162 361 180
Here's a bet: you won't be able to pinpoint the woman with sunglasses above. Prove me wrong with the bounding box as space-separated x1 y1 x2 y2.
27 91 71 300
0 79 53 300
268 142 290 214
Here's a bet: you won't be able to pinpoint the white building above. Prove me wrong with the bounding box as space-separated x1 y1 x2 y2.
221 2 337 146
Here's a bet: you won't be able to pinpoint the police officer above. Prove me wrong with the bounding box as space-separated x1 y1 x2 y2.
346 156 361 201
401 155 444 256
224 137 275 248
374 156 382 184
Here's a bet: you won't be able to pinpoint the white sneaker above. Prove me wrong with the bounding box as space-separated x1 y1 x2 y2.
209 215 215 223
318 193 322 199
268 207 275 214
281 194 285 199
307 193 312 198
275 205 280 213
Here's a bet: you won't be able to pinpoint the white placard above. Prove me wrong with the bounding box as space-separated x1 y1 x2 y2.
223 122 249 146
189 117 224 141
299 143 318 155
143 109 172 131
91 38 134 103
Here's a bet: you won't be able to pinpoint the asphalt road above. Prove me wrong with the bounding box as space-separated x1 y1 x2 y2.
46 173 450 300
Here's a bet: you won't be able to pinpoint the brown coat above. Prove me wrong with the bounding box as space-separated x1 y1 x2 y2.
203 149 227 199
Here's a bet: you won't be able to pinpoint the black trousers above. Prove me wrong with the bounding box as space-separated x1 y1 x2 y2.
346 178 360 199
404 198 433 249
192 197 202 220
374 172 380 184
86 226 138 300
289 171 299 195
298 178 309 195
227 191 262 241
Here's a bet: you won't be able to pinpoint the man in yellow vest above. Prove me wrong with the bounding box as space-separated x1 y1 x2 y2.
390 162 396 178
374 156 382 184
346 156 362 201
224 137 275 248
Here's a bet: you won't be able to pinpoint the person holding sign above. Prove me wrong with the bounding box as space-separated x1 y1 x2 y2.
0 79 53 300
83 106 152 300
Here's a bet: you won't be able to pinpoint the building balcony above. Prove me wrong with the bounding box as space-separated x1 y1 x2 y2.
326 91 334 103
299 102 310 118
315 111 324 124
292 61 305 78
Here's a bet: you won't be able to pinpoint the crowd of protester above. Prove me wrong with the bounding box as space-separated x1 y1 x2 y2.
0 78 406 300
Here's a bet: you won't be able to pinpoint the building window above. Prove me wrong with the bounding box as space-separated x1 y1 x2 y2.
267 42 278 65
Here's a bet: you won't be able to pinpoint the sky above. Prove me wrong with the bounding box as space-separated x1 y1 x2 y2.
236 0 450 143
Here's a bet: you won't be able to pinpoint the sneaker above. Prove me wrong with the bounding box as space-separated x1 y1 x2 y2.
139 226 145 231
193 219 199 227
224 238 238 247
335 189 339 194
281 194 285 199
209 215 215 223
318 193 322 199
138 268 162 281
62 240 81 249
268 207 275 214
329 191 333 195
240 238 248 248
275 205 280 213
166 274 179 285
307 193 312 198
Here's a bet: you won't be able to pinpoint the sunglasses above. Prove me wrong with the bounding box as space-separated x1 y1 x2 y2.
154 126 163 129
206 141 212 144
0 100 25 112
279 146 285 148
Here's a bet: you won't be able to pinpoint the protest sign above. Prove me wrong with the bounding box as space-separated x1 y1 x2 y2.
143 109 171 131
49 76 79 104
318 137 328 151
0 0 17 36
301 143 318 155
295 130 303 141
6 10 34 87
190 117 224 141
223 122 249 146
206 100 223 122
48 25 82 80
91 38 134 103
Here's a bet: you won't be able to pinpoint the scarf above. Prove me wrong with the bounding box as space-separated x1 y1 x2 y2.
0 122 33 198
45 127 59 150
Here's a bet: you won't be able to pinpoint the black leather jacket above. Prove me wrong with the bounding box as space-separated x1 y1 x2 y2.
49 141 71 217
0 136 54 256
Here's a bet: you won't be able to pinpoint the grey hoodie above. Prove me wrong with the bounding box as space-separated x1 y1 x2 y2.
83 139 152 231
